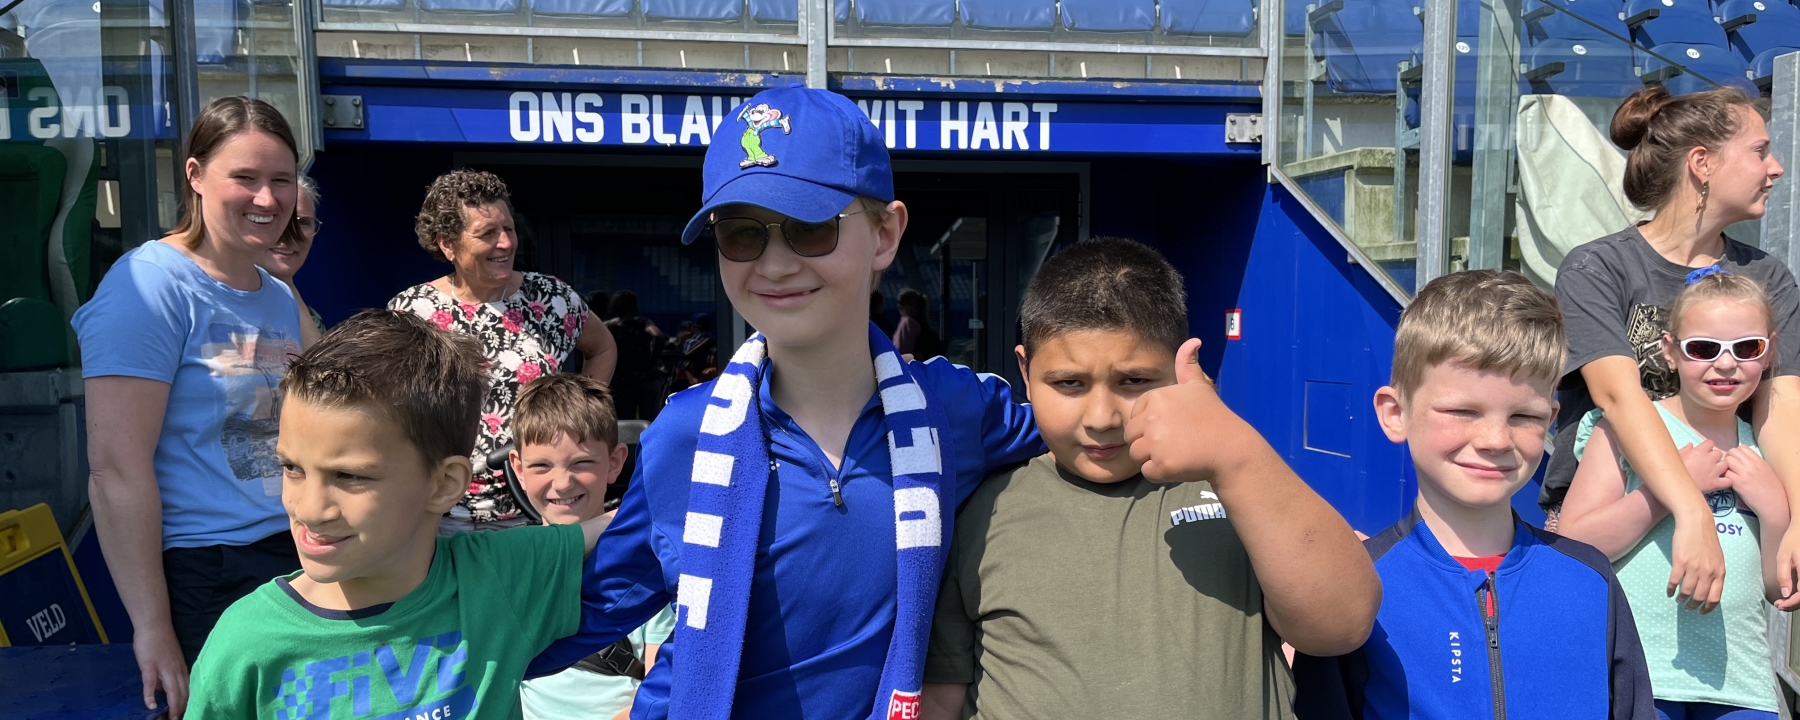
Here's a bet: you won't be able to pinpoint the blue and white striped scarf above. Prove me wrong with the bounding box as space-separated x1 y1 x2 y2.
672 323 953 720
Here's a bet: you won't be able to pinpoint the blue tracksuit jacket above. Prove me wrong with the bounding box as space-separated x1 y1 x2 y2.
1293 509 1655 720
525 357 1041 719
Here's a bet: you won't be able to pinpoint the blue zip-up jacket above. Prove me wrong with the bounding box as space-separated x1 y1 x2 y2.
525 356 1042 719
1293 509 1654 720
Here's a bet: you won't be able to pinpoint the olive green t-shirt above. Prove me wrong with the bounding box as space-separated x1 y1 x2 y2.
925 454 1297 719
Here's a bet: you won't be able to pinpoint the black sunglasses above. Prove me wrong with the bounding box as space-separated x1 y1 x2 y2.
1678 336 1770 363
706 208 869 262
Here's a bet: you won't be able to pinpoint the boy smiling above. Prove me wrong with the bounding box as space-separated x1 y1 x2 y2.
919 237 1379 719
186 311 610 719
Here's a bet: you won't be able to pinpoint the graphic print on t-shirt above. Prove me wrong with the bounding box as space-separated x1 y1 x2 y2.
1625 303 1678 401
203 322 300 496
273 631 474 720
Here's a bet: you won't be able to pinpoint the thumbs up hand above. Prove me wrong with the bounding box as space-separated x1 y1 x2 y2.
1126 339 1257 486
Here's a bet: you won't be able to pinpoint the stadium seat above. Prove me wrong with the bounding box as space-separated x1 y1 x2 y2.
1625 0 1728 49
1310 0 1422 93
535 0 631 15
1059 0 1156 32
1641 41 1758 93
644 0 743 21
960 0 1056 30
323 0 406 6
856 0 955 26
1162 0 1256 36
419 0 520 11
1718 0 1800 80
749 0 848 23
1524 0 1628 42
1524 37 1643 94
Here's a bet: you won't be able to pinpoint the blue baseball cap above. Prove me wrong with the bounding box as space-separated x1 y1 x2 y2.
679 84 895 246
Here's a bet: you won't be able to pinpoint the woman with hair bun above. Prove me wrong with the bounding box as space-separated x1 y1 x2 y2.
1552 86 1800 619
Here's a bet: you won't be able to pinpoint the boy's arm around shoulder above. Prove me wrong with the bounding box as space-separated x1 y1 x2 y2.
526 429 676 678
915 357 1043 508
1125 340 1379 656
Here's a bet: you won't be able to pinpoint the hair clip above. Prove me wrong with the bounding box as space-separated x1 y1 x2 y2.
1686 265 1726 285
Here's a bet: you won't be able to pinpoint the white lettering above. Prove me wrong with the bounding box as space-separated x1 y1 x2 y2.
621 94 652 144
28 87 59 139
711 96 726 133
574 93 604 142
940 101 969 149
890 427 942 476
884 100 897 148
898 100 923 149
970 102 1000 150
101 86 131 138
26 603 67 642
1001 102 1029 150
62 86 97 138
508 91 539 142
857 98 881 126
692 450 735 486
0 89 10 139
678 574 713 629
684 511 724 548
542 92 574 143
679 95 711 145
1031 102 1058 150
651 94 678 144
895 486 942 549
700 373 753 435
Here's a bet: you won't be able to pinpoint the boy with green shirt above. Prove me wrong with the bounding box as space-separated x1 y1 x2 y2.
919 237 1381 719
187 310 610 719
506 373 676 720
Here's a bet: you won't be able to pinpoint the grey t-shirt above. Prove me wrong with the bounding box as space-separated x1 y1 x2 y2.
924 454 1297 719
1542 226 1800 508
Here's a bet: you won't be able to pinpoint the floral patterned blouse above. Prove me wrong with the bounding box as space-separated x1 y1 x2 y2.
388 272 588 522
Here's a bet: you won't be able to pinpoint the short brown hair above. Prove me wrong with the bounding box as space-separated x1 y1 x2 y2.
280 310 489 465
173 96 303 250
1019 237 1187 359
1392 270 1566 399
514 374 619 448
1611 85 1761 212
415 169 513 262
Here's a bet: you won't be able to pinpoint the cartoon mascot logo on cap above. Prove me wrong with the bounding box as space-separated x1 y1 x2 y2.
737 103 792 169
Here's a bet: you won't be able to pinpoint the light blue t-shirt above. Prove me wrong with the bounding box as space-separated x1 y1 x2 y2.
520 605 676 720
73 240 303 550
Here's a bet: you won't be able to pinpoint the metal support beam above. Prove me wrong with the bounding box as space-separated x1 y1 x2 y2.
1262 0 1284 166
1415 0 1456 288
1466 0 1519 271
806 0 828 88
169 0 201 154
297 0 324 167
1766 52 1800 267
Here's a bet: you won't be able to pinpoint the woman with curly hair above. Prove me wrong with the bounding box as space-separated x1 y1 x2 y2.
388 168 617 534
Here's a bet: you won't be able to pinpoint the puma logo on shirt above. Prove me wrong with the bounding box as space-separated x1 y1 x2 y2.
1171 492 1228 526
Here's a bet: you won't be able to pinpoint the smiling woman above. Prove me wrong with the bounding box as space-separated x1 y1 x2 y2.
389 169 618 533
70 96 310 718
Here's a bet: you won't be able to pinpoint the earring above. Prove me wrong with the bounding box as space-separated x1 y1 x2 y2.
1697 179 1710 215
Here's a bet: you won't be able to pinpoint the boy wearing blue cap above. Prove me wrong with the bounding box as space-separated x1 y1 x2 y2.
527 86 1268 720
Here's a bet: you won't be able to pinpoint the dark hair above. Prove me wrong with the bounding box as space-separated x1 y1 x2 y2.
415 169 513 262
1019 237 1187 358
173 96 302 250
610 290 639 319
587 291 610 319
1611 85 1761 211
281 310 489 465
514 373 619 448
897 289 929 321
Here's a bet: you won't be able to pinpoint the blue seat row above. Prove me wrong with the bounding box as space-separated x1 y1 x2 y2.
322 0 1256 34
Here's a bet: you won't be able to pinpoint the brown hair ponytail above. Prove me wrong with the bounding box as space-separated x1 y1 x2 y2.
1610 86 1758 212
172 96 302 249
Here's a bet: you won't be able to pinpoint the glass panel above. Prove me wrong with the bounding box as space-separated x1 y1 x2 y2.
195 0 306 141
1281 0 1762 295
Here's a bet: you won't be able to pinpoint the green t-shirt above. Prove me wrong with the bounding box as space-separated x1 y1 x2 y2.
924 454 1297 719
188 523 585 720
1574 405 1778 712
519 605 676 720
